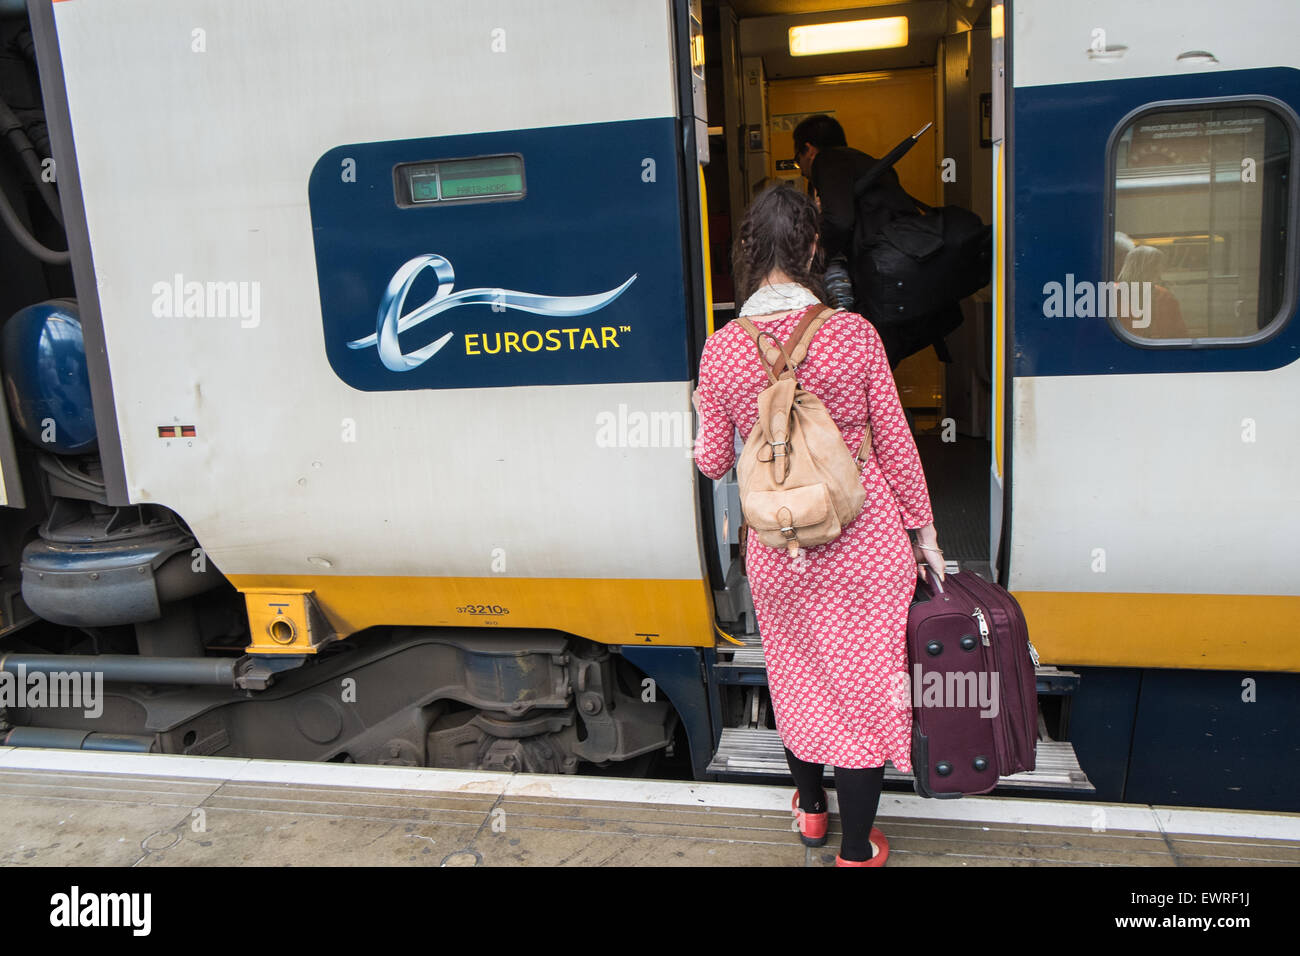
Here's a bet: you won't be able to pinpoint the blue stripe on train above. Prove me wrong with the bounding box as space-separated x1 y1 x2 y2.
308 117 689 391
1067 666 1300 812
1013 68 1300 377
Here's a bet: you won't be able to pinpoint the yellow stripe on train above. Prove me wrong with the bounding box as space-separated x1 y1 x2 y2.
1014 591 1300 672
231 575 717 655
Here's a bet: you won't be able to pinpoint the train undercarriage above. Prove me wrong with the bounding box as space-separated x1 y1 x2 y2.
3 599 682 776
0 457 681 773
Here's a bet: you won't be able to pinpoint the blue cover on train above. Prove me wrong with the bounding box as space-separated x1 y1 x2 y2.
1 299 96 454
308 118 690 391
1013 68 1300 377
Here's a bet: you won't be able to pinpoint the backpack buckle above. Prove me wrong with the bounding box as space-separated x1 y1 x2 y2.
769 440 788 457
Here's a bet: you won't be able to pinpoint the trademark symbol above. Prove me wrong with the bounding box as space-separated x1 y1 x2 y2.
619 325 631 332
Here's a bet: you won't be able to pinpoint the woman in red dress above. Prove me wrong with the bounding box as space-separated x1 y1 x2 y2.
693 185 944 866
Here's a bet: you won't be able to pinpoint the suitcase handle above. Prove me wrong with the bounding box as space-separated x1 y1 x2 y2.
917 568 945 596
913 539 946 593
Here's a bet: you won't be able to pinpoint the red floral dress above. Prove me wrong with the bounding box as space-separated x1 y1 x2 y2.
694 305 934 770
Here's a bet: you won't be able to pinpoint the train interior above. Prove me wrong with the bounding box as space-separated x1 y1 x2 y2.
699 0 997 610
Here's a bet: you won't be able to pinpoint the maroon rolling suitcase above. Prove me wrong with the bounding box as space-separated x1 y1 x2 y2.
906 569 1040 798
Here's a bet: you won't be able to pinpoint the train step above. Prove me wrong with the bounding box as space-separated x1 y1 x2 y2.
705 727 1096 794
713 631 1082 694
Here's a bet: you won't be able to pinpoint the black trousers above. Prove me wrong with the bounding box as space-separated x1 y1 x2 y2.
786 746 885 861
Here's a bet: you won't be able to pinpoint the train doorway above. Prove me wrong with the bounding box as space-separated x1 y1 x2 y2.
700 0 997 581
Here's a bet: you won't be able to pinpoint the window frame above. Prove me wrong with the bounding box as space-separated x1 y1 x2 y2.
1103 94 1300 349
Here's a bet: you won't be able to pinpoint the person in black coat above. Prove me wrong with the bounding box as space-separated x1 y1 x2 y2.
793 114 961 369
793 115 914 277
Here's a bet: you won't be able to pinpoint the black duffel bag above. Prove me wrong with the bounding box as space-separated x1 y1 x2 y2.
854 198 992 365
866 202 991 315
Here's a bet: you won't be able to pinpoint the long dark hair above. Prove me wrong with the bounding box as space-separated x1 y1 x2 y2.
732 184 826 307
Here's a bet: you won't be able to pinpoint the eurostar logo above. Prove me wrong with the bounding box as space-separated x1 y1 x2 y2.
347 254 637 372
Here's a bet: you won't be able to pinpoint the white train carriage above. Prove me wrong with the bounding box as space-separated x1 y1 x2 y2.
0 0 1293 810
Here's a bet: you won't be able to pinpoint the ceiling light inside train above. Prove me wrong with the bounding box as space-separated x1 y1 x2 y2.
788 16 908 56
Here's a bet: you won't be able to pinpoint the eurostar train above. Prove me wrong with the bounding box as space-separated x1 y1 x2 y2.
0 0 1295 811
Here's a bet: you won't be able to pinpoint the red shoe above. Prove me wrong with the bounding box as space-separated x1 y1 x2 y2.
835 828 889 866
790 790 828 847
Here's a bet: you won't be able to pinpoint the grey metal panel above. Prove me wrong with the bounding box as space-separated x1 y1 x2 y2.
26 0 130 506
706 726 1095 792
20 560 162 626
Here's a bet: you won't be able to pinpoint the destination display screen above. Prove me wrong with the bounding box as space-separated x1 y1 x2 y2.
397 155 524 206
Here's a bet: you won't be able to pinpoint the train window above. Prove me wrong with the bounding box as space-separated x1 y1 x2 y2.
1108 101 1295 345
393 154 525 208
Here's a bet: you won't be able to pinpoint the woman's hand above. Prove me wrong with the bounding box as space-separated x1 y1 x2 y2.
912 523 945 586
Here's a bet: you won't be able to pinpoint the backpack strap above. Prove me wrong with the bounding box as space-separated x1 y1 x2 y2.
735 306 836 383
735 315 798 386
780 307 835 375
856 414 873 470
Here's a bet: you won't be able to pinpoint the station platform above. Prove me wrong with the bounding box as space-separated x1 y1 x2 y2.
0 747 1296 867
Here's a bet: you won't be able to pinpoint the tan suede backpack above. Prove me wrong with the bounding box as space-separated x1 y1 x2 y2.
735 306 872 557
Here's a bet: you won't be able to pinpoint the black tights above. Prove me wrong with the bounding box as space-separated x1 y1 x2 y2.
785 746 885 862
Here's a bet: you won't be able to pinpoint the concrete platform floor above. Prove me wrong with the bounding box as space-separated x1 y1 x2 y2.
0 748 1296 866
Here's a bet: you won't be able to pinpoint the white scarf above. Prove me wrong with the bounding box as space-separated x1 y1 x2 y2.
737 281 819 318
